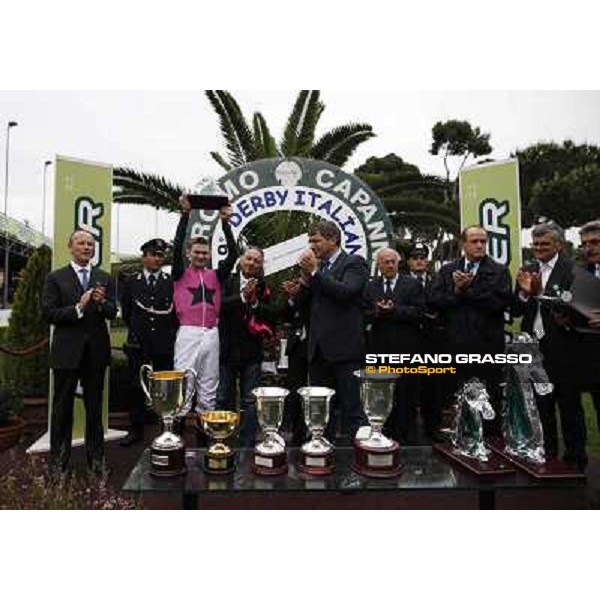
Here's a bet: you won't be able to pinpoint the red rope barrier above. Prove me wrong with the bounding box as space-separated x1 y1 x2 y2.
0 338 49 356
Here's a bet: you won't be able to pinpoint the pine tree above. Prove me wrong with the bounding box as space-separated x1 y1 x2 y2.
4 245 52 396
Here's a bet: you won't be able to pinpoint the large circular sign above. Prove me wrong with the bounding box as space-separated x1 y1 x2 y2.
185 158 393 275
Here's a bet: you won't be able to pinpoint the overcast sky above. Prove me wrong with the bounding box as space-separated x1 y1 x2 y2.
1 90 599 255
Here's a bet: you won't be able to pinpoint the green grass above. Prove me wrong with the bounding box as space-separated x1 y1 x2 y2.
583 393 600 458
110 328 127 349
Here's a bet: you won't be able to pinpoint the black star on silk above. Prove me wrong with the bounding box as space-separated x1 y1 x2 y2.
188 282 215 306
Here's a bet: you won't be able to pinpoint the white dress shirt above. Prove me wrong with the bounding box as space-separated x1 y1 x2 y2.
240 272 259 308
532 253 559 339
382 273 399 294
71 261 92 319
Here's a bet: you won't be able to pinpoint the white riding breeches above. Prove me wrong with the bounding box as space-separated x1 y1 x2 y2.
174 326 219 412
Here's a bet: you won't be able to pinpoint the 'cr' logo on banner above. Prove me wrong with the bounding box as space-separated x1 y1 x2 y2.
75 196 104 267
479 198 510 266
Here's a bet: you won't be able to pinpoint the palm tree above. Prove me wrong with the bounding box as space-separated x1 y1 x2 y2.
207 90 375 170
355 154 460 259
113 167 182 213
113 90 376 219
203 90 377 251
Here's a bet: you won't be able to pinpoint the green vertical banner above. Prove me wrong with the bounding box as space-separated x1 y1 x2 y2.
52 156 113 440
459 158 522 279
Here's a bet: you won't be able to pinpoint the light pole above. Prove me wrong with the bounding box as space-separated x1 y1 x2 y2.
42 160 52 237
3 120 18 308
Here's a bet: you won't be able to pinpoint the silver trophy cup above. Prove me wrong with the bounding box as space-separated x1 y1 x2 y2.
353 370 403 478
252 386 290 475
297 386 336 475
355 370 398 449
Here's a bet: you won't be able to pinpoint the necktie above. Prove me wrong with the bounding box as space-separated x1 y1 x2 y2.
540 262 551 290
79 268 89 290
417 274 425 288
465 261 475 273
533 263 551 340
148 273 157 290
321 260 330 273
385 278 393 295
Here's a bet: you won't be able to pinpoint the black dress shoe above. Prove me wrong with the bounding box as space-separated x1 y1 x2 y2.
120 432 143 447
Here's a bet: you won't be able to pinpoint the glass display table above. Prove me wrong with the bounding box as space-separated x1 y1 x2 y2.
122 446 586 510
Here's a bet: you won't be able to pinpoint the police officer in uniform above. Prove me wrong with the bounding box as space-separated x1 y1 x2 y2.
407 243 445 441
120 238 178 446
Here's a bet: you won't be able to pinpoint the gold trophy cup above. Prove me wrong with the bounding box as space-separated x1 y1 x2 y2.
199 411 240 475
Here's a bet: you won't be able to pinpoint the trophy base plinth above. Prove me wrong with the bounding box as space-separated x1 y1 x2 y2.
298 448 335 476
487 440 586 480
203 450 236 475
253 450 288 476
150 446 186 478
434 443 514 477
352 440 403 479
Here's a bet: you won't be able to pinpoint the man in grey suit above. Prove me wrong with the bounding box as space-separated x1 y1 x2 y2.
42 229 117 476
288 220 369 440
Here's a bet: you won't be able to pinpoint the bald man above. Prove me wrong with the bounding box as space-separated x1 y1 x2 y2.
42 229 117 477
428 226 512 434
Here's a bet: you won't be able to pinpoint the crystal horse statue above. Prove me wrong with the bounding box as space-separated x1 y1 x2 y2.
502 332 552 465
452 378 495 462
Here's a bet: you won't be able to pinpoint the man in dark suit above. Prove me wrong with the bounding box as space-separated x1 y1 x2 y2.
364 247 425 442
281 278 310 445
579 221 600 432
287 220 369 440
42 229 117 476
216 247 274 447
119 238 178 446
428 226 512 434
513 223 582 464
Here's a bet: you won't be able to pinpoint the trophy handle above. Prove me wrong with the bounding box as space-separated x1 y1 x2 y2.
182 368 198 413
139 364 153 408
